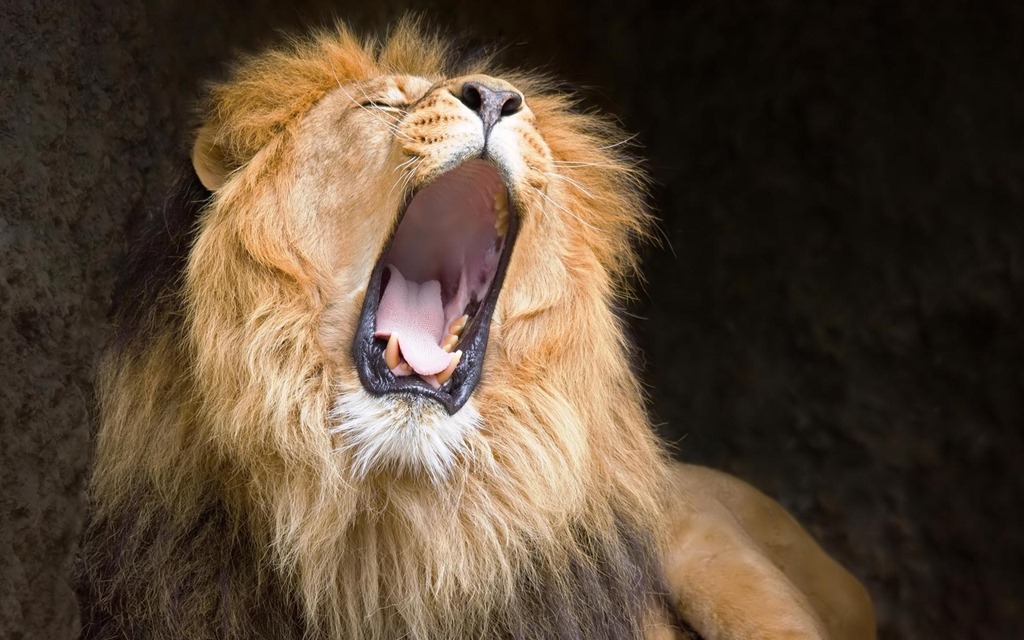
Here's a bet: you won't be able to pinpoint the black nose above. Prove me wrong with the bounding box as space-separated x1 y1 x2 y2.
457 80 524 136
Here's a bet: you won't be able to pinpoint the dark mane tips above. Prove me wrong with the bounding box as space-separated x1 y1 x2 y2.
109 167 210 349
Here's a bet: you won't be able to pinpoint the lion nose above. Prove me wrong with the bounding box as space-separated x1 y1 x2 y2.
456 79 524 136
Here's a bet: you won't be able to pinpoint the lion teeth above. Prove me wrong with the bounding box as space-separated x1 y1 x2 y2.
449 315 469 336
441 334 459 353
435 350 462 386
494 191 509 236
392 361 413 376
384 333 401 370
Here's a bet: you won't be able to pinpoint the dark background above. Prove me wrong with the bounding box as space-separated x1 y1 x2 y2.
2 1 1022 638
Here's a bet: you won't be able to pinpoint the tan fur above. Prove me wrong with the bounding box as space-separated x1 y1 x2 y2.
83 18 873 640
663 465 876 639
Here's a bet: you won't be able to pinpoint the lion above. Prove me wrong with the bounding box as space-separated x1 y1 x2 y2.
75 19 874 640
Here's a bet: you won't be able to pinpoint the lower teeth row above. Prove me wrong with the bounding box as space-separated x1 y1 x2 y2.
384 314 469 387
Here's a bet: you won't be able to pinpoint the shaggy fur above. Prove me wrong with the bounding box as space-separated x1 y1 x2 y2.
76 19 683 640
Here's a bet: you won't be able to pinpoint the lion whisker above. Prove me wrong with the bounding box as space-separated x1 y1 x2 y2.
550 160 623 169
595 132 639 150
544 171 597 200
533 187 602 232
388 155 422 200
393 156 419 173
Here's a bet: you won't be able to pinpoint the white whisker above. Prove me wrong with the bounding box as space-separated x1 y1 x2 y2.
534 187 601 232
393 156 419 173
544 171 596 200
551 160 623 169
595 133 639 150
388 155 422 199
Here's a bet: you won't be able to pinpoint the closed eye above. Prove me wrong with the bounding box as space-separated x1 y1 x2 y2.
360 100 409 112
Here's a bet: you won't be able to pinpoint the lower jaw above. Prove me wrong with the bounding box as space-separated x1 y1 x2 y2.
352 290 498 415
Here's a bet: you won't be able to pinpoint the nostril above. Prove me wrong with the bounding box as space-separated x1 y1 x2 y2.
500 92 523 116
459 83 483 112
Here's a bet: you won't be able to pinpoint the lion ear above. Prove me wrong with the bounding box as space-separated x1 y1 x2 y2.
191 124 229 191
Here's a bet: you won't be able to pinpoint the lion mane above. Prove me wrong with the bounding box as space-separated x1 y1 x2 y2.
75 19 681 640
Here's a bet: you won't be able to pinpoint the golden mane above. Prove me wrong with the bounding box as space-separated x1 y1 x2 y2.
79 18 672 640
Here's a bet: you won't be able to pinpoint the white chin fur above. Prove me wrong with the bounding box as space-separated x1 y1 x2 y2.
330 389 480 480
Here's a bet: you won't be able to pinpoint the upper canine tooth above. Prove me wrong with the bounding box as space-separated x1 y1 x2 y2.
384 333 401 370
494 191 509 235
441 334 459 352
449 315 468 335
435 350 462 386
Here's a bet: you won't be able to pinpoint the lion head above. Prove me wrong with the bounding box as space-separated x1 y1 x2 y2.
81 19 672 640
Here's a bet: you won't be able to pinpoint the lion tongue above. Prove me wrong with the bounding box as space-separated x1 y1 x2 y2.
374 265 453 376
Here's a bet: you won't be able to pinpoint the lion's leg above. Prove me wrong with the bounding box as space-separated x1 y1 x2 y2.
662 463 875 640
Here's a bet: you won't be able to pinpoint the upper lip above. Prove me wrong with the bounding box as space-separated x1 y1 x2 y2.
352 159 519 414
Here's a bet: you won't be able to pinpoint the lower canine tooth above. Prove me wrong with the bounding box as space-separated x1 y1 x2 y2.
435 350 462 386
384 333 401 370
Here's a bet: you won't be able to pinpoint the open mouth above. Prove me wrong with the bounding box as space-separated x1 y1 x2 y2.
354 159 518 414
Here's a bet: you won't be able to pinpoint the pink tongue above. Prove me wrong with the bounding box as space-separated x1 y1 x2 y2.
374 265 453 376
